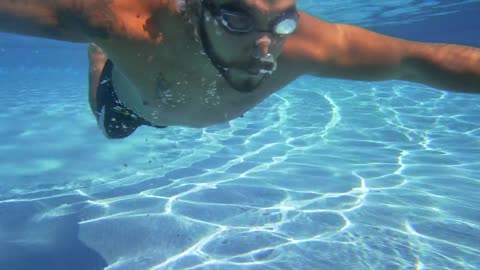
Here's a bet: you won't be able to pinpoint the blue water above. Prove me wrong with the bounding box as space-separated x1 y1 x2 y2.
1 1 479 269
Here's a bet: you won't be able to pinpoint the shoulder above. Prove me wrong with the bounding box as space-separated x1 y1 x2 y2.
281 12 343 68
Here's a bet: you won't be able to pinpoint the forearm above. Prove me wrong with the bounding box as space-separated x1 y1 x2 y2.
0 0 105 42
401 42 480 93
321 24 480 93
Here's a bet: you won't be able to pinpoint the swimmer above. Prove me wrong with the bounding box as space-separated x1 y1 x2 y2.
1 0 479 138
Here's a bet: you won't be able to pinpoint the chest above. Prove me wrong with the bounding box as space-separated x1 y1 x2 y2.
100 21 296 126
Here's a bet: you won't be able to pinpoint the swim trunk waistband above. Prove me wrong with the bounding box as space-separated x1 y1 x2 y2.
96 59 166 139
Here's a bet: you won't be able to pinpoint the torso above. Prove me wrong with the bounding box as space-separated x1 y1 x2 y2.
92 0 300 128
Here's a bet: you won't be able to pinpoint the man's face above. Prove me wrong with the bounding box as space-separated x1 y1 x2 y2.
201 0 298 91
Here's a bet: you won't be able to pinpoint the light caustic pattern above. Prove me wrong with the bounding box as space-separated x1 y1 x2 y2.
1 72 479 269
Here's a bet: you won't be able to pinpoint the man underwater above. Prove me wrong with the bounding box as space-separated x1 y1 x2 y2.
1 0 479 139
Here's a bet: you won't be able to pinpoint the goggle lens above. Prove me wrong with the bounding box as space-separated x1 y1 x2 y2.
274 18 298 35
214 7 299 35
220 12 254 32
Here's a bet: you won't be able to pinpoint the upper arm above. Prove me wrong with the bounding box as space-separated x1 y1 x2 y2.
0 0 124 43
283 12 408 81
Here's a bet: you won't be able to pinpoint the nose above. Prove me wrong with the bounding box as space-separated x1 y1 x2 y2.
254 35 272 57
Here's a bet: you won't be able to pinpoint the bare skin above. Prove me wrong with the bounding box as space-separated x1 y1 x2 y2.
1 0 479 130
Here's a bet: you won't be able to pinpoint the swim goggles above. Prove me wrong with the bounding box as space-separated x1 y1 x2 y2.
201 0 300 35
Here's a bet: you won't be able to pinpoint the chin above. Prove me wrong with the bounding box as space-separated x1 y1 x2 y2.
226 78 258 93
231 81 259 93
221 68 265 93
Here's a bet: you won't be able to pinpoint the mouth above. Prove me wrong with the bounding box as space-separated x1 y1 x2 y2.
247 54 277 76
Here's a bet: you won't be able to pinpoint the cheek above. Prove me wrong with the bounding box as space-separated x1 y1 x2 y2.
272 38 287 51
213 35 255 56
255 38 283 58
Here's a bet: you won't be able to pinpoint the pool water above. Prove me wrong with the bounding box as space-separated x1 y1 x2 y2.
0 1 479 269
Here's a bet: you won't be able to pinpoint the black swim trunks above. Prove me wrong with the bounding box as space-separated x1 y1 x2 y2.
96 59 166 139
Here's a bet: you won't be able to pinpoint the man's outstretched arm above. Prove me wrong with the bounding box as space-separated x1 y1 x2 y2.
398 42 480 93
0 0 121 42
286 12 480 93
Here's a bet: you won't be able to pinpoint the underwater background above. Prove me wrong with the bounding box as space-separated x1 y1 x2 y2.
0 1 479 269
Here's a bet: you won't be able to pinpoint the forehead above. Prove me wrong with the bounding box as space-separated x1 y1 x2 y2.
215 0 297 13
